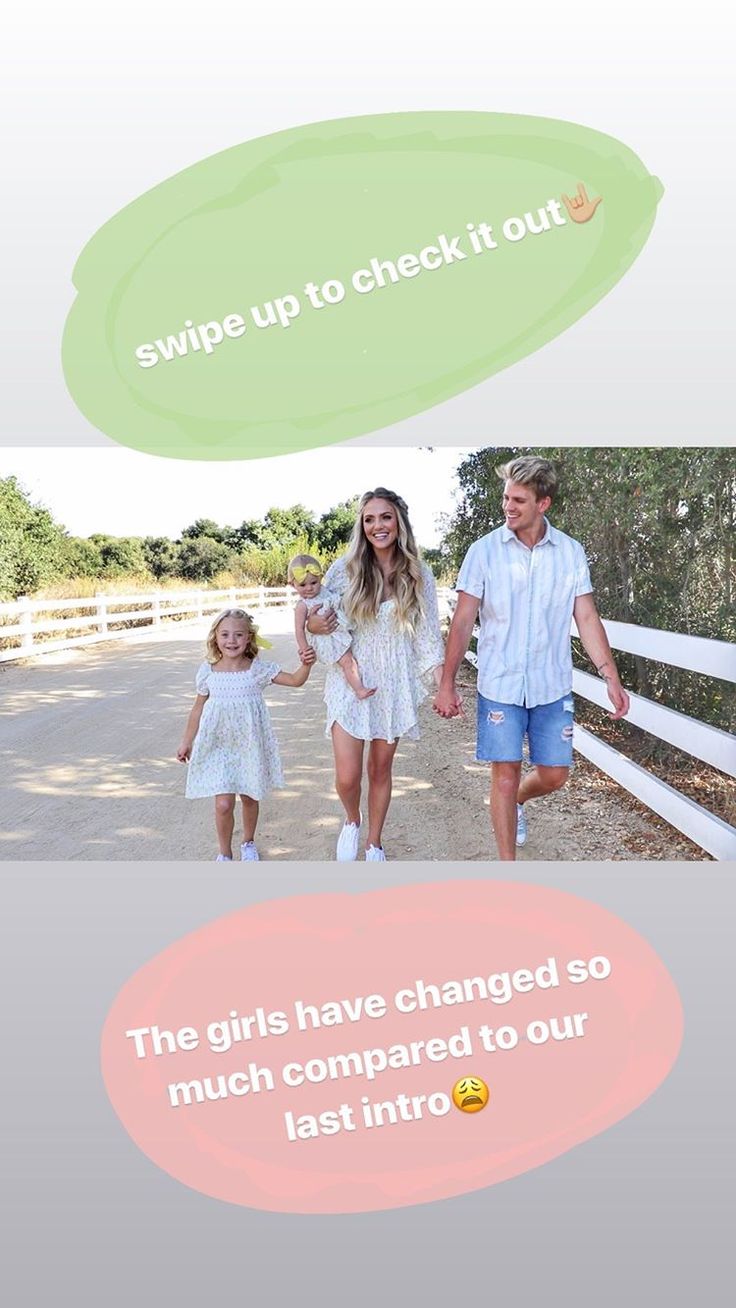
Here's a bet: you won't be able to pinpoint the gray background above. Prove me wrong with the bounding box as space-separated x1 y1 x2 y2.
2 3 734 1302
3 861 733 1307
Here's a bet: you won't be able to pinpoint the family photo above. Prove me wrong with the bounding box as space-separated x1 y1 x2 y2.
1 445 733 862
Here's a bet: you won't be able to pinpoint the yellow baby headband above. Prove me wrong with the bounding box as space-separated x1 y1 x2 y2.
291 563 322 582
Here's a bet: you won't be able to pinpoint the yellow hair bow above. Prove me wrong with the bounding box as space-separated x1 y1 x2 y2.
291 563 322 582
256 635 273 649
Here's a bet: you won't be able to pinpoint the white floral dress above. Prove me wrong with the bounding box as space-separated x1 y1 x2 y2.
302 588 352 664
185 659 283 800
321 558 444 742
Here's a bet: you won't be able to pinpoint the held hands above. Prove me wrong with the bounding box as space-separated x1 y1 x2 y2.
297 645 317 666
432 682 465 719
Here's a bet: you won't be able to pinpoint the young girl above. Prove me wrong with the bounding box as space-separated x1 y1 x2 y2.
177 608 314 862
288 554 376 701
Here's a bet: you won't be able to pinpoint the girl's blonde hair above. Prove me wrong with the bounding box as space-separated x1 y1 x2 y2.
206 609 260 663
343 488 424 632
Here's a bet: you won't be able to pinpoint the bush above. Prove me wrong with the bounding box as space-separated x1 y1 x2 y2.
176 536 233 581
143 536 181 580
60 537 103 578
89 535 151 580
0 477 67 599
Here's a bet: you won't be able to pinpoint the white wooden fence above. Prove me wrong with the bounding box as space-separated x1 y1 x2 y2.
3 584 733 858
445 597 736 861
0 585 295 664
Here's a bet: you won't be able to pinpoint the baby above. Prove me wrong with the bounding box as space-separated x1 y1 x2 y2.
288 555 376 700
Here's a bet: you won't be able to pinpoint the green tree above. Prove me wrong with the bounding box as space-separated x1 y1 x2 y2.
441 445 520 564
143 536 180 580
176 536 232 581
60 536 103 579
180 518 229 543
260 505 317 548
89 535 150 579
0 477 67 599
315 498 359 552
224 519 267 551
442 447 736 729
421 546 452 580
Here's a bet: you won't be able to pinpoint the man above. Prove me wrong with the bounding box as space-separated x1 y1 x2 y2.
433 456 630 860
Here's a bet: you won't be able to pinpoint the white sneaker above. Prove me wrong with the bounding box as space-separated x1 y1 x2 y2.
240 841 260 861
215 853 233 862
365 845 386 862
336 815 361 862
515 804 528 847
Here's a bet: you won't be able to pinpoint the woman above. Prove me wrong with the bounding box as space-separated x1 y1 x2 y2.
307 488 444 862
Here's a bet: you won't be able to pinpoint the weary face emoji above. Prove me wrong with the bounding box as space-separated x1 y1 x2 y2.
452 1076 490 1113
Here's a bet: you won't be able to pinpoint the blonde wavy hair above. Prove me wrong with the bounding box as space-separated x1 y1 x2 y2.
343 488 425 632
205 609 260 664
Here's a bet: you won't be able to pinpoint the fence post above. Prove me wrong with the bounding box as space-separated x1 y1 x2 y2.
258 585 266 611
197 590 204 620
152 596 161 627
229 587 236 605
18 598 33 655
96 594 108 637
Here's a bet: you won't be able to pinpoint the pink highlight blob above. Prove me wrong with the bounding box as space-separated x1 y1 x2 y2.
101 883 682 1213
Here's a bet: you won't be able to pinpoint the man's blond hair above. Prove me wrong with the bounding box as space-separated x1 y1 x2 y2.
496 456 559 504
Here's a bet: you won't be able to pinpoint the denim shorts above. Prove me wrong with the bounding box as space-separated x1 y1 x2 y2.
476 693 574 766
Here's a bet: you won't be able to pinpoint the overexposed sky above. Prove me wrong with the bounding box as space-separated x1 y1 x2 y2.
1 446 475 547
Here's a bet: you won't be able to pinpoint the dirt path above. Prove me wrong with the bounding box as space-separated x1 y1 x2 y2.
1 615 701 861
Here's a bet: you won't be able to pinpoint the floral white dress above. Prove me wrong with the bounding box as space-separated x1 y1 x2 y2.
185 659 283 800
321 558 444 742
302 588 352 664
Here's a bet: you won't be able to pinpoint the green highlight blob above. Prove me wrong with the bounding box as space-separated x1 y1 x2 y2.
62 113 663 459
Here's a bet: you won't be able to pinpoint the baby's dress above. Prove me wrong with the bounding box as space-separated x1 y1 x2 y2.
321 558 444 742
302 588 352 664
185 658 283 799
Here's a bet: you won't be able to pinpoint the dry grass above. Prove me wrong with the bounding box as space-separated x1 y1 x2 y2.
31 573 242 600
0 573 273 654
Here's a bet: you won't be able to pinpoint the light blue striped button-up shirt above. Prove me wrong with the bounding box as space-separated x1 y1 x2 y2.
456 520 593 708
